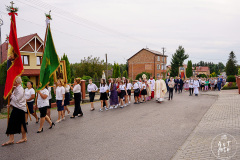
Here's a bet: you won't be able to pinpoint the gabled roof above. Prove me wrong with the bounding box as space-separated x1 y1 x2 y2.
0 33 43 63
128 48 167 61
195 66 209 72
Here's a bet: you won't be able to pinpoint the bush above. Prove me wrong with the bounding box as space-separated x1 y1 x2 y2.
238 68 240 76
135 72 151 81
81 75 92 81
0 61 7 85
222 82 238 90
226 75 236 82
197 74 207 78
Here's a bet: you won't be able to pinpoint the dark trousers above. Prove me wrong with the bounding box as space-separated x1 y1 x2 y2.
169 88 173 100
217 83 222 91
175 85 177 93
189 88 193 95
73 93 83 116
178 85 182 93
166 84 169 92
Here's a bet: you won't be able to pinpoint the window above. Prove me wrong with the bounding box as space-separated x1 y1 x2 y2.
21 55 29 66
162 57 165 63
157 56 160 61
157 64 160 70
157 73 160 77
37 56 42 66
161 64 166 70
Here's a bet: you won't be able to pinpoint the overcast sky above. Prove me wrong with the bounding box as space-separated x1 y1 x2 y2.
0 0 239 65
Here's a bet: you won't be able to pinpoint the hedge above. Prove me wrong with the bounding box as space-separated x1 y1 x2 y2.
226 75 236 82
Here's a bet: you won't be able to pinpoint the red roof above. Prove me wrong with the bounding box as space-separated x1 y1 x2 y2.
22 69 40 76
0 33 42 63
195 66 209 72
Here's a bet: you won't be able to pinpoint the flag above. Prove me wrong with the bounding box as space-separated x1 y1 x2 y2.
37 24 59 91
4 12 24 99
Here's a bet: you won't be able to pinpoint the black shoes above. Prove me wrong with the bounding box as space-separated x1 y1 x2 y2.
37 128 43 133
49 122 55 129
36 117 40 124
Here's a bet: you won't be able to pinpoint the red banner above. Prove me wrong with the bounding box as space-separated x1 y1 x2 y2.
4 12 23 99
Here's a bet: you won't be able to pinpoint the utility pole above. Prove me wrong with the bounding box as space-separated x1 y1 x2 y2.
105 53 108 80
162 47 166 55
0 18 3 64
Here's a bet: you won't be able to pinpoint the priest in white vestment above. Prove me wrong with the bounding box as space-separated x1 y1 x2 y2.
193 77 199 96
155 76 167 103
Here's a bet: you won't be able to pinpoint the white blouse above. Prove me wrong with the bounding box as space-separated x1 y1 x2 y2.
65 84 70 93
99 84 109 93
10 85 27 112
25 88 35 102
56 86 65 100
87 83 98 92
73 84 81 93
142 83 146 89
48 87 52 99
126 83 132 90
37 88 49 108
133 83 139 90
119 84 126 90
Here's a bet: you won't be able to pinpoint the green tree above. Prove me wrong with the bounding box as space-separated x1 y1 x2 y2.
113 63 121 78
61 53 71 83
122 70 128 78
225 51 238 76
170 46 189 77
186 60 193 78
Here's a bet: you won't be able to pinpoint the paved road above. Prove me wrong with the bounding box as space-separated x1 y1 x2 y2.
0 90 217 160
172 89 240 160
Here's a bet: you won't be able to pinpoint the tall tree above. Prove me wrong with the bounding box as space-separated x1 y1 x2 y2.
122 70 128 78
170 46 189 77
225 51 238 75
186 60 193 78
61 53 71 83
112 63 121 78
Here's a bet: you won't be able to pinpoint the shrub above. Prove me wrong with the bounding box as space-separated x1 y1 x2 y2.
22 76 30 88
238 68 240 76
197 74 207 78
226 75 236 82
0 61 7 85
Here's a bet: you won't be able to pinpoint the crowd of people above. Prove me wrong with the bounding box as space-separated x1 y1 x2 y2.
2 74 225 146
165 76 226 97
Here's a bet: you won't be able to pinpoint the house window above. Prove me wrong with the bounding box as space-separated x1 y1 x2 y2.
37 56 42 66
157 64 160 70
21 55 29 66
157 73 160 77
157 56 160 61
161 64 166 70
162 57 165 63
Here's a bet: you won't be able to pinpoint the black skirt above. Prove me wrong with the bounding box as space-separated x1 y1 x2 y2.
89 92 95 102
134 89 140 97
6 107 27 134
64 92 70 106
127 89 131 96
120 90 126 99
141 89 147 95
100 92 108 100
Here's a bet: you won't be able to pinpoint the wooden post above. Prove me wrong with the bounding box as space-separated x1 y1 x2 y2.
81 80 86 100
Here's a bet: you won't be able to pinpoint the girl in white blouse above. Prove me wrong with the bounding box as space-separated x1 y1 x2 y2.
35 87 55 133
64 83 71 116
54 80 65 123
118 81 127 108
126 79 132 104
70 78 83 118
99 79 109 112
87 79 98 111
24 81 39 124
47 85 52 119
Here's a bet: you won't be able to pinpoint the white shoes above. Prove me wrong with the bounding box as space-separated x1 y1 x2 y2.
99 108 103 112
56 119 61 123
109 106 113 109
105 107 109 111
120 106 124 108
114 105 118 109
128 101 131 104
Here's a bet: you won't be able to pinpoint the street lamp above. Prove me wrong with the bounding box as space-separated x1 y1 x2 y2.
0 18 3 64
